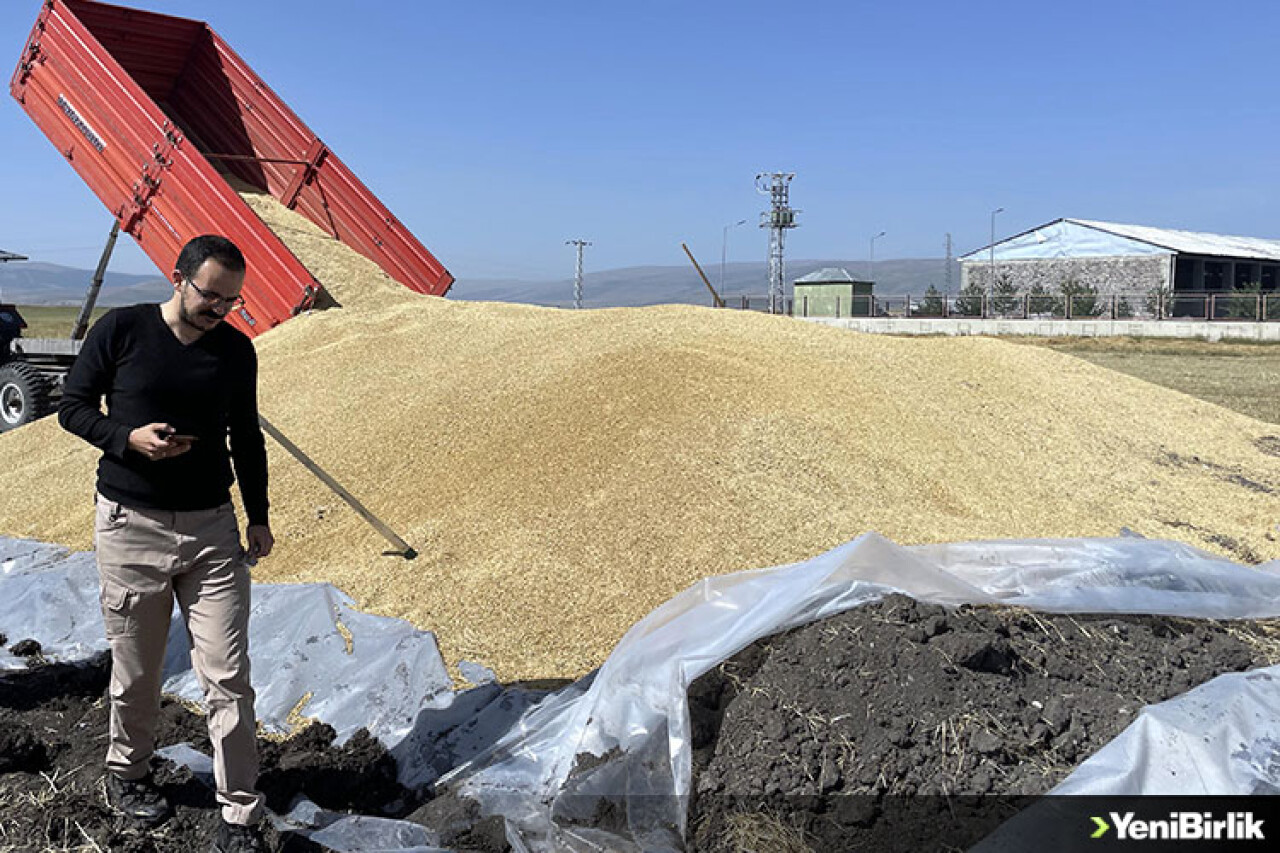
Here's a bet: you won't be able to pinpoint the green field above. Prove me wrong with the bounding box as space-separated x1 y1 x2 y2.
1023 337 1280 426
10 305 108 340
12 307 1280 426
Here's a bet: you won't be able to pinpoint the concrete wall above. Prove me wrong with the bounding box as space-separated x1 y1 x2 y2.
960 255 1170 296
800 316 1280 342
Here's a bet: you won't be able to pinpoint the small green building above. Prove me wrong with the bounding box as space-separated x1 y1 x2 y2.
793 267 874 317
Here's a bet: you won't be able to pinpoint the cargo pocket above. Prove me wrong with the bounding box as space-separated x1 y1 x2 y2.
99 579 139 638
94 499 129 534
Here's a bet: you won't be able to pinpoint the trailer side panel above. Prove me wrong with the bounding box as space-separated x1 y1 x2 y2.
10 0 454 339
10 0 323 336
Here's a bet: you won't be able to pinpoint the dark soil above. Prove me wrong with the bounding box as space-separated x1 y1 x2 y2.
5 597 1277 852
0 653 417 852
686 594 1277 852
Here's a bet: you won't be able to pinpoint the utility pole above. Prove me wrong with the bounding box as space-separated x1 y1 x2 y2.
869 230 886 284
721 218 747 296
755 172 799 315
566 239 591 309
989 207 1004 295
944 233 954 295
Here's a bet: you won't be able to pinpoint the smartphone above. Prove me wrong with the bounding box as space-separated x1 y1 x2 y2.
164 432 198 443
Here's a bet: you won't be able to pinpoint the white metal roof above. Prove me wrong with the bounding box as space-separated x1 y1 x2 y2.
962 219 1280 263
1069 220 1280 261
794 267 860 283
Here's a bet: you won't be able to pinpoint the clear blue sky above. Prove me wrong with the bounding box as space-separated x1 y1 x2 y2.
1 0 1276 281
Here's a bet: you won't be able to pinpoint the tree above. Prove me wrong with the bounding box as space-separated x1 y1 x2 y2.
915 284 946 317
990 271 1020 316
1060 277 1102 318
1027 281 1060 317
1145 285 1171 319
955 279 985 317
1224 282 1266 320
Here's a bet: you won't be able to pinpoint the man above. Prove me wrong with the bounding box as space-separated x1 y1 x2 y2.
59 234 274 853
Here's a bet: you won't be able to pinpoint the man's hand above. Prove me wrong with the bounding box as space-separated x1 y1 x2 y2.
245 525 274 561
128 423 195 462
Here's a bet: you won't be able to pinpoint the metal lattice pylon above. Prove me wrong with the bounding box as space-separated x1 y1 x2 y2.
945 233 954 295
755 172 798 314
565 239 591 309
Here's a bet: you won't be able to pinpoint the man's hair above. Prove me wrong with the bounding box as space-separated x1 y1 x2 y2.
176 234 246 280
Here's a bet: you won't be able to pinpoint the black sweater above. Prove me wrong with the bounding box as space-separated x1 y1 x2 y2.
59 304 269 525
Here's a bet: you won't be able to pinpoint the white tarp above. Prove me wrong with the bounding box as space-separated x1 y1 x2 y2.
0 536 457 746
0 535 548 849
439 533 1280 852
0 536 549 792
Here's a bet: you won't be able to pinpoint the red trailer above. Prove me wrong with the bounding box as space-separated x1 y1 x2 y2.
9 0 454 339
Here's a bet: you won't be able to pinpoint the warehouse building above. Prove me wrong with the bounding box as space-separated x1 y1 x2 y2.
959 219 1280 301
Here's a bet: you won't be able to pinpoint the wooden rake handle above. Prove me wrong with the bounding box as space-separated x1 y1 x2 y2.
258 415 417 560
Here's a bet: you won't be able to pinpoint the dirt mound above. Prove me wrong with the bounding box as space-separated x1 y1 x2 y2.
686 595 1279 851
0 655 415 852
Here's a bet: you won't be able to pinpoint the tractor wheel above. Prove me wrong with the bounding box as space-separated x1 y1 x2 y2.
0 361 54 432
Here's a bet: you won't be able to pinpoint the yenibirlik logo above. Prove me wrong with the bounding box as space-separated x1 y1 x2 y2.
1091 812 1265 841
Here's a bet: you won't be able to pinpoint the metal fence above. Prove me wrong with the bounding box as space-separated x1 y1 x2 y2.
728 291 1280 322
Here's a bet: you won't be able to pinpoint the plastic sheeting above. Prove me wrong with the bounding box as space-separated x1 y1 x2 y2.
6 532 1280 852
0 534 547 849
1 539 105 669
0 536 457 746
154 743 450 853
439 533 1280 852
971 668 1280 852
0 535 549 788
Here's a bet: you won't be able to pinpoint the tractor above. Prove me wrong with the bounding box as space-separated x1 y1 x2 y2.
0 227 117 432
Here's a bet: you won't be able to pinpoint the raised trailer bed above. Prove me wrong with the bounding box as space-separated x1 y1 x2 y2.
10 0 453 339
4 0 454 430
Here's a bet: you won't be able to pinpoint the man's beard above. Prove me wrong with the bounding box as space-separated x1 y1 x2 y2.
179 299 225 330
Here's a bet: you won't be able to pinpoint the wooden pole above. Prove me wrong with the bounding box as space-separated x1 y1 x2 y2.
259 415 417 559
681 243 727 308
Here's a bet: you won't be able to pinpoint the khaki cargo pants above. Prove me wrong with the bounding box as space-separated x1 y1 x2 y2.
95 494 264 825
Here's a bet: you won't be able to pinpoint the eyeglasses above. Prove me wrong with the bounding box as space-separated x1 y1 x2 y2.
184 278 245 309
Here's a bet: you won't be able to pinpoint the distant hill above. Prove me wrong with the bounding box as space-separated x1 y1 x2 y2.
0 261 169 306
451 258 962 308
4 257 961 309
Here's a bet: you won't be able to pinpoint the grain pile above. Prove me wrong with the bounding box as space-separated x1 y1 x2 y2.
2 191 1279 682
